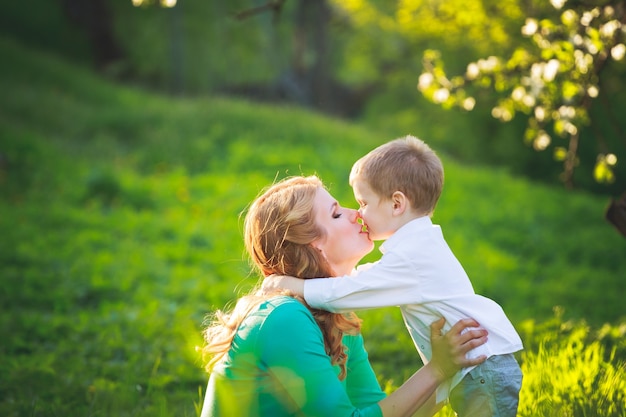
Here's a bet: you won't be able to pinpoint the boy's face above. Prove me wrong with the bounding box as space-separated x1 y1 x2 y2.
351 179 395 241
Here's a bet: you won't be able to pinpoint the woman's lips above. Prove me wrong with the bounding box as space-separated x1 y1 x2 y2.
359 224 371 240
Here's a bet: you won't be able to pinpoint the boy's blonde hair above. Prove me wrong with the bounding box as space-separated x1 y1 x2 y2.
349 135 444 215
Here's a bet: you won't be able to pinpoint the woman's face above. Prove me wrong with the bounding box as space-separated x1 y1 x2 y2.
311 187 374 276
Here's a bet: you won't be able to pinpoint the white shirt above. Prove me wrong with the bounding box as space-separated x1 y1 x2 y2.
304 216 523 402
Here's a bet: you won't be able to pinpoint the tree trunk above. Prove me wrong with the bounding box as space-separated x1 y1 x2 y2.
61 0 124 70
291 0 332 110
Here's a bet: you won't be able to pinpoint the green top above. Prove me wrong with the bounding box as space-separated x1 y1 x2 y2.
201 295 385 417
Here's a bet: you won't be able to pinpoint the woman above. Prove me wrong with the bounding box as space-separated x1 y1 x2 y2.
201 176 487 417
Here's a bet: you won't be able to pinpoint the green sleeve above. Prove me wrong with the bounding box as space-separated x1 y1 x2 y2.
257 300 383 417
343 334 387 408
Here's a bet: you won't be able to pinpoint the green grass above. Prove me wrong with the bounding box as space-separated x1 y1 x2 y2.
1 35 625 416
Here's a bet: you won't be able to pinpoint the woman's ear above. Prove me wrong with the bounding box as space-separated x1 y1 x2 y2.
309 241 329 264
391 191 408 216
310 238 324 252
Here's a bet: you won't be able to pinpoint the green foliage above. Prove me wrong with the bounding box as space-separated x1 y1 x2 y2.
517 314 626 417
0 0 91 63
1 36 625 416
330 0 526 82
418 0 626 190
428 313 626 417
6 0 623 196
109 0 294 91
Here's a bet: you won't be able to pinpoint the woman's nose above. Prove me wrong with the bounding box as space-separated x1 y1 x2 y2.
349 208 361 223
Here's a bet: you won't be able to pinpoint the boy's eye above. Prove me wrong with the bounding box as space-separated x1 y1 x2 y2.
333 212 342 219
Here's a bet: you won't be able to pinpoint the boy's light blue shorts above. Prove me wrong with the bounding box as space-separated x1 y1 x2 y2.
449 353 522 417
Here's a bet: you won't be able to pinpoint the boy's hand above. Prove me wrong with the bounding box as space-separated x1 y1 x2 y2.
262 275 305 297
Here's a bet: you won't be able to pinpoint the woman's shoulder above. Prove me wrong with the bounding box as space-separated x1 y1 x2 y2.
260 295 313 319
252 296 322 344
234 295 316 344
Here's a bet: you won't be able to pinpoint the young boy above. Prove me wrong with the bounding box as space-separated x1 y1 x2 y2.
265 135 523 417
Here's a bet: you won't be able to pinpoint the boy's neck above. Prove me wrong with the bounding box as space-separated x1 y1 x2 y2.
387 210 429 236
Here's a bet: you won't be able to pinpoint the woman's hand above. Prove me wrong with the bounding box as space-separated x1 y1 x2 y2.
377 318 488 416
429 317 488 382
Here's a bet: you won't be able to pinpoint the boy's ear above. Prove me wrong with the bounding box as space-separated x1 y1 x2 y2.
391 191 408 215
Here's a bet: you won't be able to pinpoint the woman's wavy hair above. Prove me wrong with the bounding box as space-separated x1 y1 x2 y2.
202 175 361 380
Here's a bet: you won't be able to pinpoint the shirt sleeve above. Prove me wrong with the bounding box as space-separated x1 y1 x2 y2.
342 334 387 408
304 252 422 312
258 301 383 417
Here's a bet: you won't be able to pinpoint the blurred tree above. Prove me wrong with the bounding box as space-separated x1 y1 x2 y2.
234 0 333 109
606 192 626 236
123 0 183 93
418 0 626 190
9 0 621 194
327 0 527 91
61 0 124 70
105 0 374 115
0 0 91 63
326 0 557 181
232 0 377 116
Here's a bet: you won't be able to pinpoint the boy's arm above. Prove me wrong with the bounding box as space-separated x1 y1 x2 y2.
263 252 420 313
305 252 422 312
262 275 305 297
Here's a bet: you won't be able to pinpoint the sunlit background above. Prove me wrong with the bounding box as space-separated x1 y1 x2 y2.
1 1 625 416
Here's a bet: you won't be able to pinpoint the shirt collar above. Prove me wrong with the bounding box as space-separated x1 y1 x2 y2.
380 216 432 254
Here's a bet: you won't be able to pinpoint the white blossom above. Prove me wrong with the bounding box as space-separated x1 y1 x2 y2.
535 106 546 121
433 88 450 103
512 86 525 101
558 106 576 119
604 5 615 18
543 59 560 81
534 131 551 150
564 121 578 135
522 19 538 36
600 20 621 38
572 34 584 46
581 11 594 26
462 97 476 111
611 44 626 60
418 73 434 91
606 154 618 165
531 63 544 79
466 63 480 79
522 94 536 107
